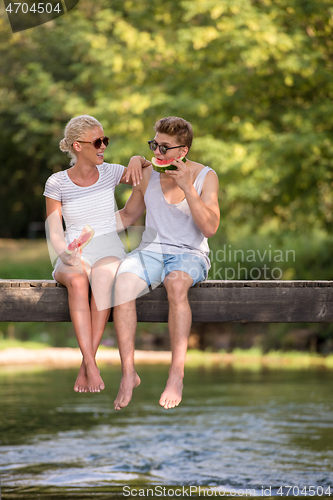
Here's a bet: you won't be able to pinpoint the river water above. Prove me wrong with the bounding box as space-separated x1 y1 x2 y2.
0 364 332 499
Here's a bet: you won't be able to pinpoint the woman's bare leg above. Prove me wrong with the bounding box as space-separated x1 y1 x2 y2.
54 262 104 393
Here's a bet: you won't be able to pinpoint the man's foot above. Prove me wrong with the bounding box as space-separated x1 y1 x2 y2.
74 362 88 393
86 362 105 393
159 372 184 409
114 371 141 410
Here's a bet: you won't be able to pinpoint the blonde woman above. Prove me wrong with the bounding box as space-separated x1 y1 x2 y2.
44 115 150 393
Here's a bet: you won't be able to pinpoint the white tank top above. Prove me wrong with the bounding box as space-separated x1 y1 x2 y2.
139 166 213 269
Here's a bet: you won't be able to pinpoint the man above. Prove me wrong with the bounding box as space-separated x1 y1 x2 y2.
113 116 220 410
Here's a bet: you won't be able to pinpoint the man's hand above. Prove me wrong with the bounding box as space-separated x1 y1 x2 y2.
165 158 192 193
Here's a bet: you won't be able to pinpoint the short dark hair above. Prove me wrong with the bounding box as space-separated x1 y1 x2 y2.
154 116 193 151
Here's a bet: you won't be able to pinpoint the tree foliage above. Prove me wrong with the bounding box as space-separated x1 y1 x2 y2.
0 0 332 237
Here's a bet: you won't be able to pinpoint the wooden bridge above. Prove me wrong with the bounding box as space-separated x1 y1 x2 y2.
1 279 333 323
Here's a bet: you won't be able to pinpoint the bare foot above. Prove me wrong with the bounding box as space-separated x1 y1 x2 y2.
85 362 105 393
74 361 88 393
159 372 184 409
114 371 141 410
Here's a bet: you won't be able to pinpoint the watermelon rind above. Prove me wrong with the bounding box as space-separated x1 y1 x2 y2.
151 156 186 173
66 224 95 254
152 164 178 173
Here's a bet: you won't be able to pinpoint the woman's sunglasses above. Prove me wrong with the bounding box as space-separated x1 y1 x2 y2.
148 140 185 155
75 136 109 149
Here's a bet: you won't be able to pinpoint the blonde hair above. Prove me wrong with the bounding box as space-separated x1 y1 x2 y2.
59 115 103 165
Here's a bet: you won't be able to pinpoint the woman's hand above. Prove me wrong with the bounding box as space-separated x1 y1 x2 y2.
123 156 151 186
59 246 82 266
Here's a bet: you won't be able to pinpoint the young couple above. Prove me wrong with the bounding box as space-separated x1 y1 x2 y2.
44 115 220 410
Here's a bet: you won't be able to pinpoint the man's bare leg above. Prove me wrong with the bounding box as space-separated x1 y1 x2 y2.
160 271 193 409
113 272 148 410
74 257 121 391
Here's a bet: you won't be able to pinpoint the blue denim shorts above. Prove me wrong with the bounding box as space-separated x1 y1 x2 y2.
117 250 208 287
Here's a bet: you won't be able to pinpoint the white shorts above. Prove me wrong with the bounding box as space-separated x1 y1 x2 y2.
52 232 126 280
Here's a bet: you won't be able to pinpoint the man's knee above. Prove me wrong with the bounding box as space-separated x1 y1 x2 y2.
114 272 147 305
164 274 191 302
91 266 116 289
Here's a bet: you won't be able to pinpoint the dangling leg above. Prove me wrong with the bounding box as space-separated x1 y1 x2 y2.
160 271 193 409
55 262 104 393
113 272 148 410
74 256 122 391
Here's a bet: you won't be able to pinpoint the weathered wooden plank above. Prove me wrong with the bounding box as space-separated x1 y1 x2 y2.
1 279 333 288
0 281 11 288
135 285 333 322
0 286 70 322
1 280 333 323
0 279 59 288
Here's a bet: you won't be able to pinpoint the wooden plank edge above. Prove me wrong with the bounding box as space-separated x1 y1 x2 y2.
1 279 333 288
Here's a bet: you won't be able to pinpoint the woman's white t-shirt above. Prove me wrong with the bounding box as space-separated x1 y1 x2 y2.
43 163 125 242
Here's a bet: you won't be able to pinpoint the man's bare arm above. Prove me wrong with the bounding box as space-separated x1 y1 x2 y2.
115 185 146 231
167 160 220 238
165 159 220 237
184 171 220 238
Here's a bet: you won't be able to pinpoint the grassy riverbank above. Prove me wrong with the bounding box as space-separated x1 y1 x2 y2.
0 238 52 279
1 340 333 370
186 347 333 370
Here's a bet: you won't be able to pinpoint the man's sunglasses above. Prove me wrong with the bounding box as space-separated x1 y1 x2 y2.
75 136 110 149
148 140 186 156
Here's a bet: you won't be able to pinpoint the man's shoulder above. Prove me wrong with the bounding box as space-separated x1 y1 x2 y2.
190 163 217 182
200 168 219 196
188 161 217 177
137 164 153 193
143 164 154 176
205 167 218 178
187 159 205 170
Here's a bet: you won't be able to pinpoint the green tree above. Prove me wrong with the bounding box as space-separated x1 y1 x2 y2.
0 0 332 239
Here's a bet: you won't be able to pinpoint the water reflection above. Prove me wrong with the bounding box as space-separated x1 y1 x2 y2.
1 366 333 498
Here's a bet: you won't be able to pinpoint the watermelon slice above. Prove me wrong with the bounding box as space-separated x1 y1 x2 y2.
66 225 94 254
151 156 186 173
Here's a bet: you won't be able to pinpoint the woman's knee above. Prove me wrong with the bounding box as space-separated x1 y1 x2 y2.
64 273 89 294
